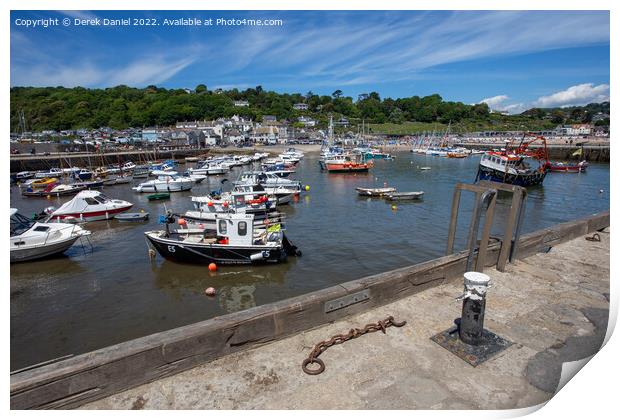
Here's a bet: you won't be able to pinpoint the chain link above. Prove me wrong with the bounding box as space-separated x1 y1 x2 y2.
302 315 407 375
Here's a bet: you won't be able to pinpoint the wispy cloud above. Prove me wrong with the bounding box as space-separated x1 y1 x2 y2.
11 56 195 87
218 11 609 88
10 10 609 91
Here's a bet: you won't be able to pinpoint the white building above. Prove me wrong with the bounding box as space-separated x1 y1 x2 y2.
298 116 317 127
293 103 308 111
234 100 249 107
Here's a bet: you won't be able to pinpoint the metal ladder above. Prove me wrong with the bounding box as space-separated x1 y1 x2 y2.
446 181 527 272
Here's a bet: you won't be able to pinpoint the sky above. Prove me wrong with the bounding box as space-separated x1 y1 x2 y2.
10 10 610 113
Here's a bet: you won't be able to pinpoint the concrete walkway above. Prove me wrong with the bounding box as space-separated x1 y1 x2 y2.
84 229 610 410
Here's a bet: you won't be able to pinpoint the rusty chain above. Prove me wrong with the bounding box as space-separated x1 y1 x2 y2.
585 233 601 242
301 315 407 375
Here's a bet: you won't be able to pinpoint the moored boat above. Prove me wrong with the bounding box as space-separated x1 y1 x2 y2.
48 190 133 222
132 175 194 193
355 187 396 197
147 193 171 201
545 160 588 173
145 212 300 265
10 208 91 262
386 191 424 200
114 212 150 222
476 134 550 187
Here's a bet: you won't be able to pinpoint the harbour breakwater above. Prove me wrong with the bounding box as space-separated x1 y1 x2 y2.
9 147 256 172
9 211 609 409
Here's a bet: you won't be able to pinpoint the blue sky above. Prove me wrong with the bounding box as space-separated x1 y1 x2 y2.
10 10 610 113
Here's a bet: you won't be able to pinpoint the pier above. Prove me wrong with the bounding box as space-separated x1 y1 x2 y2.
10 211 609 409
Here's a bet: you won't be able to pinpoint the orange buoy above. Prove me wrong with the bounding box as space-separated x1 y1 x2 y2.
205 287 216 296
178 218 186 225
208 262 217 272
207 201 214 207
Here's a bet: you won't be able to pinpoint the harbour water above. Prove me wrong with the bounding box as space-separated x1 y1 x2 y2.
10 151 610 370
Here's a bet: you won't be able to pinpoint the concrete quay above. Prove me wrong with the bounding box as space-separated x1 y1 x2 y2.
83 229 610 410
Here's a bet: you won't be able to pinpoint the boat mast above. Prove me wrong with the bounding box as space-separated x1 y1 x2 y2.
328 114 334 147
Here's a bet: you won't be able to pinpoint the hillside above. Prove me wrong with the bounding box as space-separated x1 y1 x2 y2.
10 85 609 134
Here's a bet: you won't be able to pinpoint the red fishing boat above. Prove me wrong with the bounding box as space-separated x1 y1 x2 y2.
325 152 374 172
545 160 588 173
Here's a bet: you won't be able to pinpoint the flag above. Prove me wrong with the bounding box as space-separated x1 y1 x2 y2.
572 149 582 157
267 223 281 233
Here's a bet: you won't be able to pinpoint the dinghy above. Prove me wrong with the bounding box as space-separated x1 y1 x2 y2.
147 193 171 201
114 212 150 222
355 187 396 197
386 191 424 200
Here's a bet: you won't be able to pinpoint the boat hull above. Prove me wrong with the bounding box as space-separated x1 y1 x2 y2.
10 236 81 262
325 163 372 172
145 233 287 265
477 165 547 187
50 204 133 222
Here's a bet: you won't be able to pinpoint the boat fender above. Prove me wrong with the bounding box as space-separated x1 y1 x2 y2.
250 252 265 261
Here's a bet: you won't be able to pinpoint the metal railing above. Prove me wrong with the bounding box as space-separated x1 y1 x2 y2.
446 181 527 272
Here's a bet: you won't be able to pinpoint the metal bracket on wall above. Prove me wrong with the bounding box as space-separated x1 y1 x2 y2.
324 289 370 313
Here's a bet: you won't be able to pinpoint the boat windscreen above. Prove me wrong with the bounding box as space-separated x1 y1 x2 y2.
10 212 35 237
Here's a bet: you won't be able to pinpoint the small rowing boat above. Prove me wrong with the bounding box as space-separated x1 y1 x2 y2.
147 193 171 201
114 212 150 222
386 191 424 200
355 187 396 197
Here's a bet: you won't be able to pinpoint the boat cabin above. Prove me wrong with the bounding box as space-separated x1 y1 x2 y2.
215 214 255 247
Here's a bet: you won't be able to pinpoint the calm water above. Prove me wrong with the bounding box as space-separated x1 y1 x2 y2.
10 152 610 369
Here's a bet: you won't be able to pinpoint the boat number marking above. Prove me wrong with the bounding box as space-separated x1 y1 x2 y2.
168 245 176 253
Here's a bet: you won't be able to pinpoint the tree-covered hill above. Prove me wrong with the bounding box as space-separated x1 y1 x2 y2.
9 85 609 133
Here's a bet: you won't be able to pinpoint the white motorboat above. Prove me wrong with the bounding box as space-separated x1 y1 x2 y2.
188 162 228 176
132 175 194 193
103 174 133 185
15 171 35 181
151 169 178 177
10 208 91 262
48 190 133 222
35 168 63 178
121 161 136 171
235 171 302 192
187 173 207 183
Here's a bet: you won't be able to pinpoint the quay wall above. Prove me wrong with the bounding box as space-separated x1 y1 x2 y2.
455 143 610 162
10 147 261 173
9 210 609 409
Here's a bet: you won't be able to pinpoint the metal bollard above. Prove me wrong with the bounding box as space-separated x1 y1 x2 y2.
457 272 491 345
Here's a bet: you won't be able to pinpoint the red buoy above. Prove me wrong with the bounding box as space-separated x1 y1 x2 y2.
208 262 217 272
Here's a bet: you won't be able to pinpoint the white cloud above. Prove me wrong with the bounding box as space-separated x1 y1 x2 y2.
478 82 609 115
479 95 527 114
533 83 610 108
480 95 509 108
